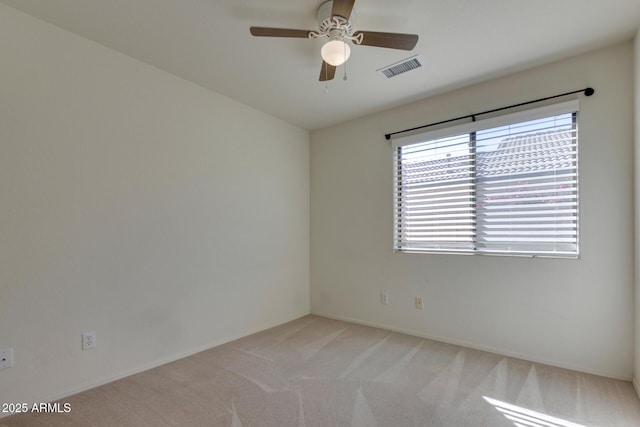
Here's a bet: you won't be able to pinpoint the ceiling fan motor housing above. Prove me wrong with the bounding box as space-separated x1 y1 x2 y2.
317 0 354 37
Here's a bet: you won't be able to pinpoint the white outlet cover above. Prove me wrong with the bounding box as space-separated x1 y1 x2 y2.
0 348 14 369
381 292 389 305
82 332 96 350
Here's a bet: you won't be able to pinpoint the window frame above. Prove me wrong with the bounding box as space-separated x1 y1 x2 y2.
392 100 580 258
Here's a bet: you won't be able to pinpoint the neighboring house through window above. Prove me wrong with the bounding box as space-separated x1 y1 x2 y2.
392 100 579 258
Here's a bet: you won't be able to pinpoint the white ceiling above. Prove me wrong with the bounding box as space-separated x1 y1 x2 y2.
3 0 640 130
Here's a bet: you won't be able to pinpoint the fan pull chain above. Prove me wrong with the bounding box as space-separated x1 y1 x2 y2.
343 41 348 81
324 62 329 94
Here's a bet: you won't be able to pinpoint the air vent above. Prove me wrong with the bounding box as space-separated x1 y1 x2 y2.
377 55 423 79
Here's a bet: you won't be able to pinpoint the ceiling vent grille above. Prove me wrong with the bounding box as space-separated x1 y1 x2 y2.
377 55 423 79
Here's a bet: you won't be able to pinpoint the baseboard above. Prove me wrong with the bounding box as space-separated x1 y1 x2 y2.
633 378 640 400
0 311 311 420
311 310 632 382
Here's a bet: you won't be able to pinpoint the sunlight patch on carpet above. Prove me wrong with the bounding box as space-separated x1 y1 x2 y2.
484 396 587 427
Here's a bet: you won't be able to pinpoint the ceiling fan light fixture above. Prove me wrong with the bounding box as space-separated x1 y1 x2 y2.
321 39 351 66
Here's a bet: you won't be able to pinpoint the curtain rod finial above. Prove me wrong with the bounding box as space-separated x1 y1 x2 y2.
385 134 391 140
585 87 595 96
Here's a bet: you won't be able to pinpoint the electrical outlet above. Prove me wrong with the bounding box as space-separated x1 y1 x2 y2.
82 331 96 350
381 292 389 305
0 348 13 369
415 297 423 310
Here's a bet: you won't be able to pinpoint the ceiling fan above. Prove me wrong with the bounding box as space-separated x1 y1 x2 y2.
249 0 419 82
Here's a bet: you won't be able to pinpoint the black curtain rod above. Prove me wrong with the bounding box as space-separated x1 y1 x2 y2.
384 87 595 140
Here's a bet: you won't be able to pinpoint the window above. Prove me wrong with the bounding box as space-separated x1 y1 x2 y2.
392 101 579 257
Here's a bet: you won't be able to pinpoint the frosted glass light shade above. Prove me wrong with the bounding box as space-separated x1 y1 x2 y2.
321 40 351 66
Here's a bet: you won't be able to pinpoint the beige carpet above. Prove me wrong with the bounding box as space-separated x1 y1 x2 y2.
2 315 640 426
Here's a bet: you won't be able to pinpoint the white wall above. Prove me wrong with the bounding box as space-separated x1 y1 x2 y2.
311 42 635 379
0 3 309 407
634 29 640 395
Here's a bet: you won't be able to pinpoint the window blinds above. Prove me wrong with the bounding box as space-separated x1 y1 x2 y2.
392 100 579 257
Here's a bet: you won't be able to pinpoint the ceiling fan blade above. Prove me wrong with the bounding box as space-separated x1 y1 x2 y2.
353 31 418 50
319 61 336 81
331 0 356 20
250 27 312 38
